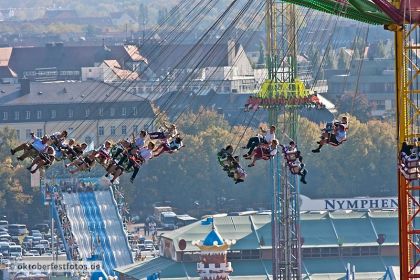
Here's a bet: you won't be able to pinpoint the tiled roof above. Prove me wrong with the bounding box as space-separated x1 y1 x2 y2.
0 81 148 105
103 60 139 80
1 44 147 78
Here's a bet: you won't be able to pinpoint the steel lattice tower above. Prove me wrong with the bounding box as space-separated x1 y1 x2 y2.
264 1 302 279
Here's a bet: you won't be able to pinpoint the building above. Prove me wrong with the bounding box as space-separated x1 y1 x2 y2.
326 58 395 116
0 80 154 145
194 223 234 280
0 44 147 83
131 41 259 95
115 212 398 279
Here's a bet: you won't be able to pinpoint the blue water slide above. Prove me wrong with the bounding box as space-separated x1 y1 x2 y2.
95 189 133 267
78 192 116 276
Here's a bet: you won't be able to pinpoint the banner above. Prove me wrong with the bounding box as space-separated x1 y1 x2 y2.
300 195 398 211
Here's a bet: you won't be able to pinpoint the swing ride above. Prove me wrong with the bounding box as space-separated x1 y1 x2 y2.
9 0 420 279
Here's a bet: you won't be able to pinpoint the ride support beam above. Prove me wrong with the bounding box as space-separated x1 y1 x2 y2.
391 23 420 279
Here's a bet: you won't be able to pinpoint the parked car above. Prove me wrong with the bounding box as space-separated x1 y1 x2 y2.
27 249 40 256
33 244 46 255
33 224 49 234
0 242 9 256
9 245 22 258
8 224 27 236
32 236 42 245
30 230 42 237
11 236 20 245
40 240 50 248
0 220 8 231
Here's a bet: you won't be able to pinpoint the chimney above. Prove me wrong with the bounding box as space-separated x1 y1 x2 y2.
227 40 236 66
19 78 30 95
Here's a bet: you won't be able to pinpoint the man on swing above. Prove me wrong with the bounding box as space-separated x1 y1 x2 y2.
312 116 348 153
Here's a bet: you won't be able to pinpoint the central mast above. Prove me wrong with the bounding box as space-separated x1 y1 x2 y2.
266 0 301 279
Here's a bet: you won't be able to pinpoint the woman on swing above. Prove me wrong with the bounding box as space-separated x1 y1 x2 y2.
247 139 279 167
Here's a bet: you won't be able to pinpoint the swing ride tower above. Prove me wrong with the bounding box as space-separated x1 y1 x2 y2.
263 0 420 278
263 1 304 279
270 0 419 278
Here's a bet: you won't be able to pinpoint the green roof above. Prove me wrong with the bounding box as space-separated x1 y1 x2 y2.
161 212 399 251
116 256 398 279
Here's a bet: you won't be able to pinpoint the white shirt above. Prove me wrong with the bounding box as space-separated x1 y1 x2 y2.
264 132 276 143
269 146 278 156
285 146 297 153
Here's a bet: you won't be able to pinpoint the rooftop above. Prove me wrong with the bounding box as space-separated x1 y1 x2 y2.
0 81 149 106
161 211 399 252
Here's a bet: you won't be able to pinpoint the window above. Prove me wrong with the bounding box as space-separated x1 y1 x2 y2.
68 109 73 118
110 107 115 117
132 107 137 116
85 109 90 117
26 111 30 120
111 126 116 135
133 125 138 134
85 136 92 144
121 125 127 135
25 129 31 140
14 111 19 121
36 129 43 138
99 107 104 117
122 107 127 116
3 112 7 120
51 110 56 119
37 110 42 120
68 128 73 135
98 126 104 136
15 129 20 140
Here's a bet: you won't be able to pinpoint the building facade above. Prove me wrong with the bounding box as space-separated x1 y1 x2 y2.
0 80 154 145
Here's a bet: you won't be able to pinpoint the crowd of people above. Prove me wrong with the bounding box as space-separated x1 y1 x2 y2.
217 116 349 185
10 114 349 186
10 123 184 183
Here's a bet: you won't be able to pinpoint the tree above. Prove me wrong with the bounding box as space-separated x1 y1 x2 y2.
0 127 43 224
336 92 372 122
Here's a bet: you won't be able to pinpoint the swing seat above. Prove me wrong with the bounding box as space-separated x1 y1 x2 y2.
284 151 298 162
289 165 301 175
328 138 347 147
401 154 420 167
399 164 420 181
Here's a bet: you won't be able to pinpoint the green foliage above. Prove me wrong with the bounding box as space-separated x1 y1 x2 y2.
0 128 45 224
119 110 397 217
300 117 396 198
0 111 398 221
337 93 372 122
